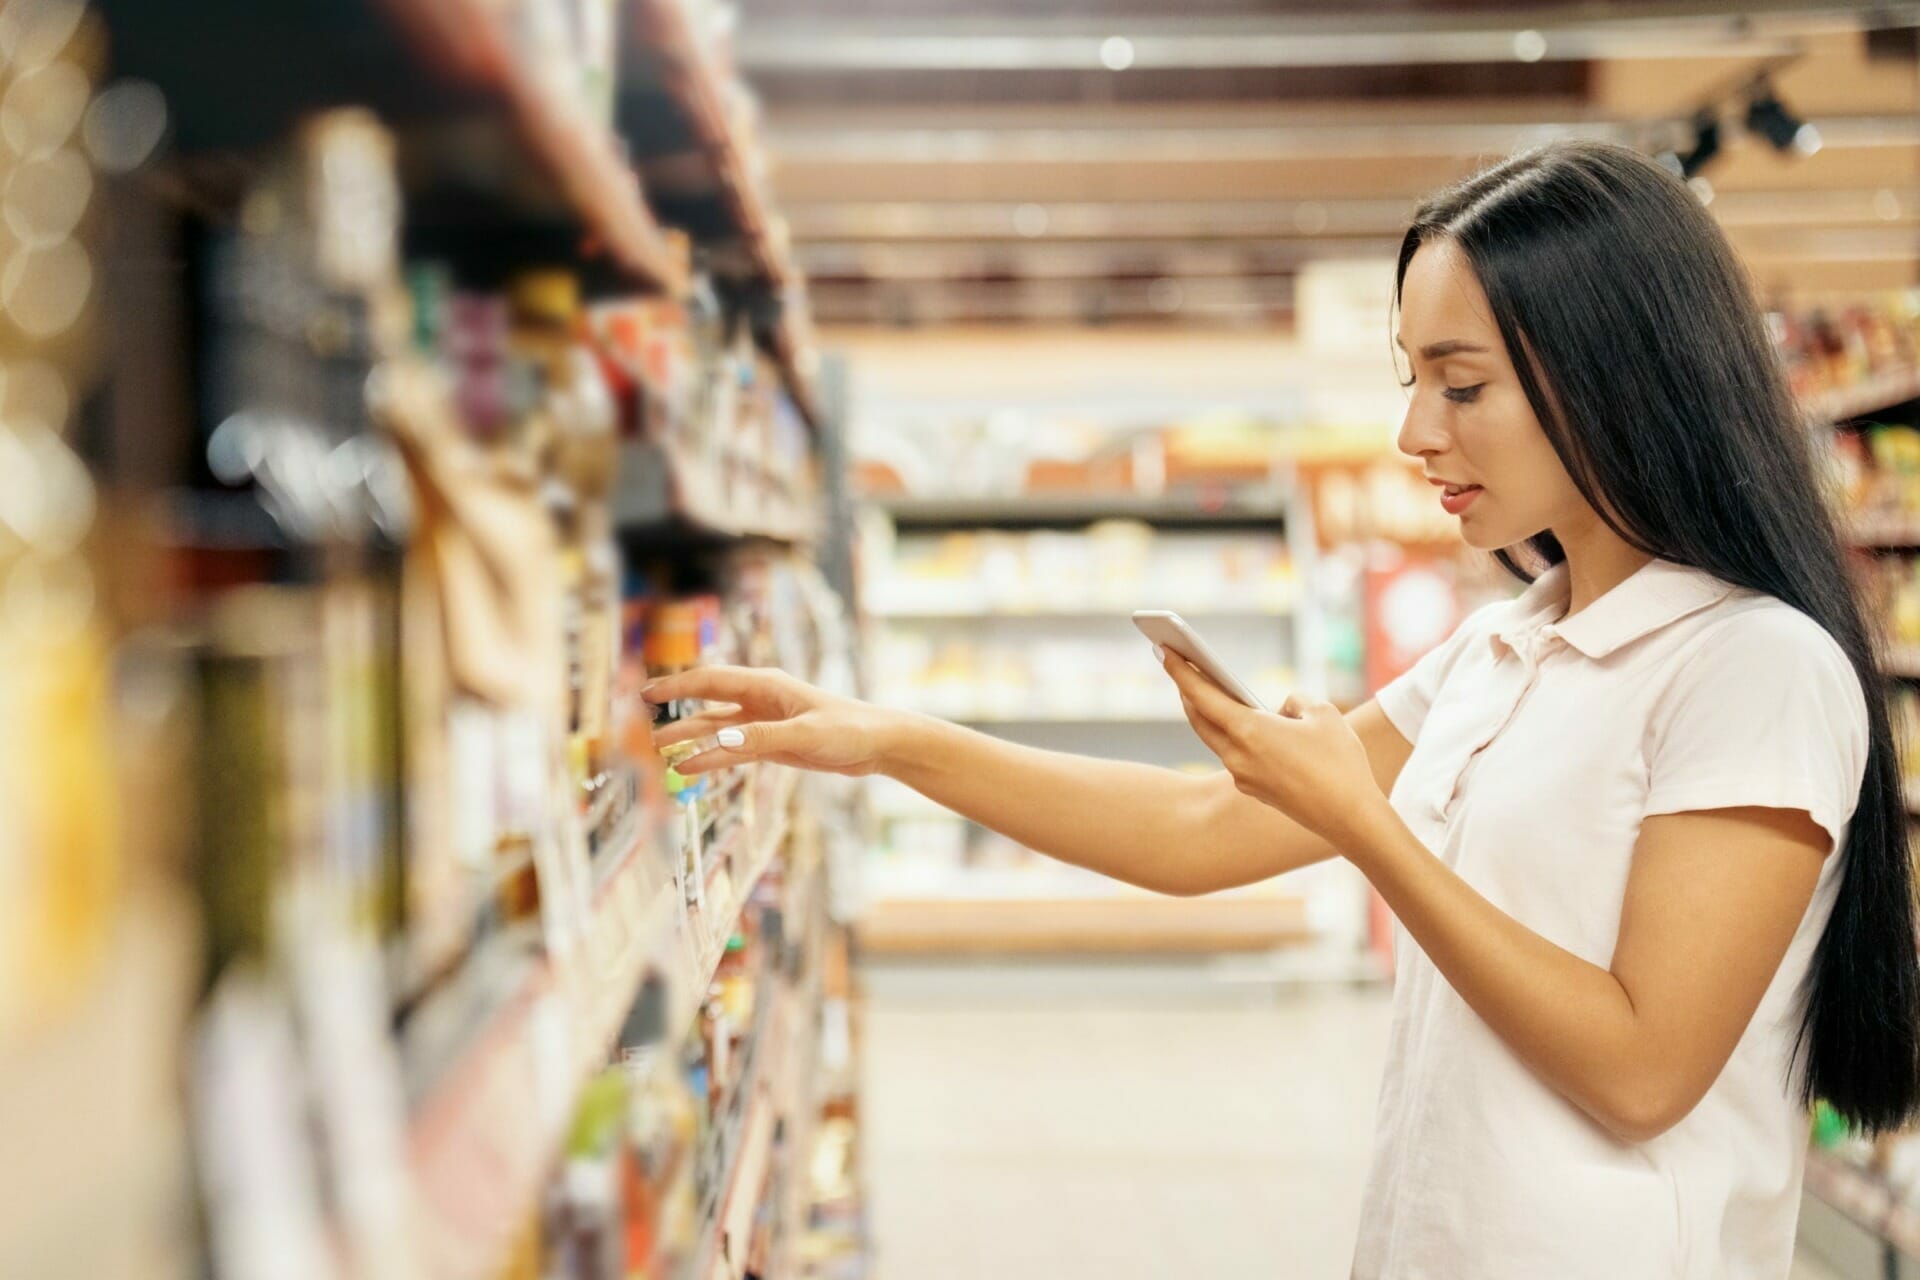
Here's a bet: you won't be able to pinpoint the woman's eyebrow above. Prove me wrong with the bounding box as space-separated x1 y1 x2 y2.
1394 336 1492 360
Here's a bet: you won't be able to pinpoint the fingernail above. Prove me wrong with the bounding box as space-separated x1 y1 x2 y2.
1151 644 1165 663
717 728 745 748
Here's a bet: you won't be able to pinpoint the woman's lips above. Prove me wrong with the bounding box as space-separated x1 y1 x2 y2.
1439 484 1483 516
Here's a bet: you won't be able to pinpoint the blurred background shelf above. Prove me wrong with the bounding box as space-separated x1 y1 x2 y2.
615 436 818 545
1809 368 1920 426
1851 522 1920 550
622 0 793 288
867 600 1292 619
871 490 1295 532
857 894 1314 957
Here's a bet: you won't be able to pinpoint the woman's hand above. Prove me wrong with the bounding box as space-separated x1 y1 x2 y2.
643 666 900 778
1159 648 1391 852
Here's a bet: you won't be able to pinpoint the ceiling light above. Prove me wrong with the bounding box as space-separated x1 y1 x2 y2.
1512 30 1547 63
1099 36 1135 71
1746 84 1820 155
1677 111 1721 178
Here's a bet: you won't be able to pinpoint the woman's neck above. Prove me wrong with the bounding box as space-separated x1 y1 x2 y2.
1555 514 1654 618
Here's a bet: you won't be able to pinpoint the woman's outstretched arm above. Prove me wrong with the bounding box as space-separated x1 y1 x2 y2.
644 665 1414 898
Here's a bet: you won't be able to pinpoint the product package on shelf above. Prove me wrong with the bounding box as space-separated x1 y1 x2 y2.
535 805 848 1280
1830 419 1920 544
595 270 817 539
865 523 1299 722
1770 290 1920 413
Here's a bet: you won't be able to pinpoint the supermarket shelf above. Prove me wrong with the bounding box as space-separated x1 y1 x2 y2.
105 0 685 296
871 489 1293 532
1812 369 1920 425
858 894 1313 955
622 0 791 288
1905 779 1920 818
699 1004 790 1280
688 883 831 1280
617 0 826 431
765 317 826 434
1805 1149 1896 1232
614 436 818 545
868 600 1293 620
381 0 687 294
1850 519 1920 549
951 710 1192 726
1802 1149 1916 1267
408 768 798 1280
1889 648 1920 679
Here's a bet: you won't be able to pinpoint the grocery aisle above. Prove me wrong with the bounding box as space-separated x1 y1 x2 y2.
857 968 1848 1280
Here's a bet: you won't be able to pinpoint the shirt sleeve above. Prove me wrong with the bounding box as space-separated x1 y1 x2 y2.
1375 601 1506 744
1643 607 1869 852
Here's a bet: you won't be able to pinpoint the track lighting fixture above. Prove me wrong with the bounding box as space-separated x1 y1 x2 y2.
1677 111 1721 179
1745 81 1823 155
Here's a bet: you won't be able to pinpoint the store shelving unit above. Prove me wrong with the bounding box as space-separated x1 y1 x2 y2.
615 435 819 544
620 0 792 287
1800 1150 1920 1280
854 479 1371 963
1802 350 1920 1277
409 770 798 1280
105 0 820 405
874 489 1294 532
860 893 1314 956
869 602 1292 620
1810 368 1920 429
1853 522 1920 551
614 0 823 431
38 5 853 1280
379 0 689 295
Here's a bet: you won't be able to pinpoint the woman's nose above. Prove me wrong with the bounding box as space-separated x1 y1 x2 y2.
1396 399 1449 461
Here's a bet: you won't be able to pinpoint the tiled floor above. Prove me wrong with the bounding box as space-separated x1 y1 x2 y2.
857 963 1846 1280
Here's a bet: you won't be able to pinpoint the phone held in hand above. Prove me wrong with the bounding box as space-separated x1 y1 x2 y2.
1131 610 1272 712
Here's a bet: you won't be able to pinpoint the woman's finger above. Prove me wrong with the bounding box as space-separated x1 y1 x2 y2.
1278 691 1333 721
651 706 757 750
673 719 804 776
671 746 753 777
1161 650 1247 728
1177 693 1235 759
642 665 793 716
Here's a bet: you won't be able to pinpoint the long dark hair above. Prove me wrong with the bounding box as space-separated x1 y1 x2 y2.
1394 140 1919 1133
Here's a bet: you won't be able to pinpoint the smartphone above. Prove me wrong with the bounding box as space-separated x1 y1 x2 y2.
1131 610 1271 712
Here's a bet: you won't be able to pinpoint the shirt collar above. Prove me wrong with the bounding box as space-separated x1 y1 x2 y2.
1490 559 1735 661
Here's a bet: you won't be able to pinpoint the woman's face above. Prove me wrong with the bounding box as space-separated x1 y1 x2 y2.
1394 238 1592 552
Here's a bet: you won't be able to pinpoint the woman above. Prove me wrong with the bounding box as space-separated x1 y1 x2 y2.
646 141 1920 1277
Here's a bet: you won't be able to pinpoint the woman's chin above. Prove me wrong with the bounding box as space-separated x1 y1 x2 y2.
1457 518 1503 553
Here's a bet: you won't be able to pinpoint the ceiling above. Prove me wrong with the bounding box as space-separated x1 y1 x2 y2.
732 0 1920 326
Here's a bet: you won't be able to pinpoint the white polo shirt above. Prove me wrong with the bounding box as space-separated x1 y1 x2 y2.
1358 558 1868 1279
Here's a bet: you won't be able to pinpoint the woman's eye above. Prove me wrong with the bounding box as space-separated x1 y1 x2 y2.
1443 383 1485 404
